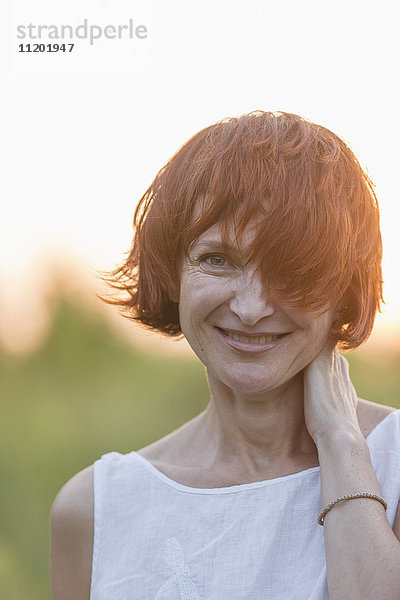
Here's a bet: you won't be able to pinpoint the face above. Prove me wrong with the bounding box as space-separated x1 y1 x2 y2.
178 217 341 396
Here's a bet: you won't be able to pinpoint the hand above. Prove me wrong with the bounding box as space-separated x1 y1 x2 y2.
303 338 361 446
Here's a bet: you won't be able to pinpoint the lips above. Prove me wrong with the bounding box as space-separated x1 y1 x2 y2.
221 330 283 344
215 327 288 354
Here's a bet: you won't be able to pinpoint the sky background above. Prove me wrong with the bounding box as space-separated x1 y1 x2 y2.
1 0 399 355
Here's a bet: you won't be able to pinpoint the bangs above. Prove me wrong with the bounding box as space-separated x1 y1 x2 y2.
100 110 384 350
171 112 379 314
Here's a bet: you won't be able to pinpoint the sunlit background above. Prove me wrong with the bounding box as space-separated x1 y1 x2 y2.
1 1 399 598
2 0 400 356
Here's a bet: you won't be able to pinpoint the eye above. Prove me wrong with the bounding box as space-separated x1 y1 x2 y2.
199 254 229 268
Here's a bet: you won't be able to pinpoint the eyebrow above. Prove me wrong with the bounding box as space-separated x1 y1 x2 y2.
191 240 238 251
190 239 248 257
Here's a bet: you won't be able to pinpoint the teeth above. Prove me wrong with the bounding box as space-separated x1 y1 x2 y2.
224 331 281 344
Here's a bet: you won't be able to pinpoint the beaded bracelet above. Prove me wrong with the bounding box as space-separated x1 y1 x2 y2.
317 492 388 526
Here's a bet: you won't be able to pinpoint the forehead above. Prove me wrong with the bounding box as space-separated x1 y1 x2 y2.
189 225 256 258
189 194 266 254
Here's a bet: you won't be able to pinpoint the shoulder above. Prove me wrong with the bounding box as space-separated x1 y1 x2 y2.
357 398 397 439
50 465 94 600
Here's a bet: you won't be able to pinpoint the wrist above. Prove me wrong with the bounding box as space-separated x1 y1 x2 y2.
315 424 367 453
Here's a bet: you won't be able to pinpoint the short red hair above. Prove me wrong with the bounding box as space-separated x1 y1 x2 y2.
100 111 384 351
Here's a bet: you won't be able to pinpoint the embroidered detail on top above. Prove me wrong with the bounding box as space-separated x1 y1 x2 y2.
154 537 200 600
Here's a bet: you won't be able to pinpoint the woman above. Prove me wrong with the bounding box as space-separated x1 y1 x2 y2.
50 111 400 599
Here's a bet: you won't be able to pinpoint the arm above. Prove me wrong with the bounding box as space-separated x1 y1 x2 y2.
49 465 94 600
303 342 400 600
317 429 400 600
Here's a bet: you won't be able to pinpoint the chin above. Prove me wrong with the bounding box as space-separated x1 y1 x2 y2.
216 366 288 394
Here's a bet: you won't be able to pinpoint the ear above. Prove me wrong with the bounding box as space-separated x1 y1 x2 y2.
331 295 349 326
333 302 343 320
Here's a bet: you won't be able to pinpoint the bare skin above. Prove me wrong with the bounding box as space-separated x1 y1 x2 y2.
135 397 395 487
50 398 397 599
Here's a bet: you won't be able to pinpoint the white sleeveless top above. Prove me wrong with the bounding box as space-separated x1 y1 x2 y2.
90 409 400 600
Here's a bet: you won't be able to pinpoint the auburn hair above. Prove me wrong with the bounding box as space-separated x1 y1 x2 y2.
99 110 384 352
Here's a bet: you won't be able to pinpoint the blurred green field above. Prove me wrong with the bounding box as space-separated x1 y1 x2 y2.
0 294 399 599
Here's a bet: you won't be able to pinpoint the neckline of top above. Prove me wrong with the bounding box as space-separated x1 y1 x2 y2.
130 409 399 495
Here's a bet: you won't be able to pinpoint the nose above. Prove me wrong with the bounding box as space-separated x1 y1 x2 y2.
228 269 275 326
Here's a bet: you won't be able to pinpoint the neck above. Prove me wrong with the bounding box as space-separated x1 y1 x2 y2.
194 370 317 476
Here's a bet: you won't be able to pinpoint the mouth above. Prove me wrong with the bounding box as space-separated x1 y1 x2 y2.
215 327 288 353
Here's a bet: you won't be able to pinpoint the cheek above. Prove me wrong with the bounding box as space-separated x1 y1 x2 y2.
281 309 335 350
178 279 218 328
304 315 337 351
284 302 335 330
183 275 228 307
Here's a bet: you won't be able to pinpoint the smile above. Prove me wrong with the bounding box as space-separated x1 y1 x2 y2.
223 331 281 344
215 328 287 353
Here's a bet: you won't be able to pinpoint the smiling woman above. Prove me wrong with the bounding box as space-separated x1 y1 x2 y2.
100 110 384 352
50 111 400 600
